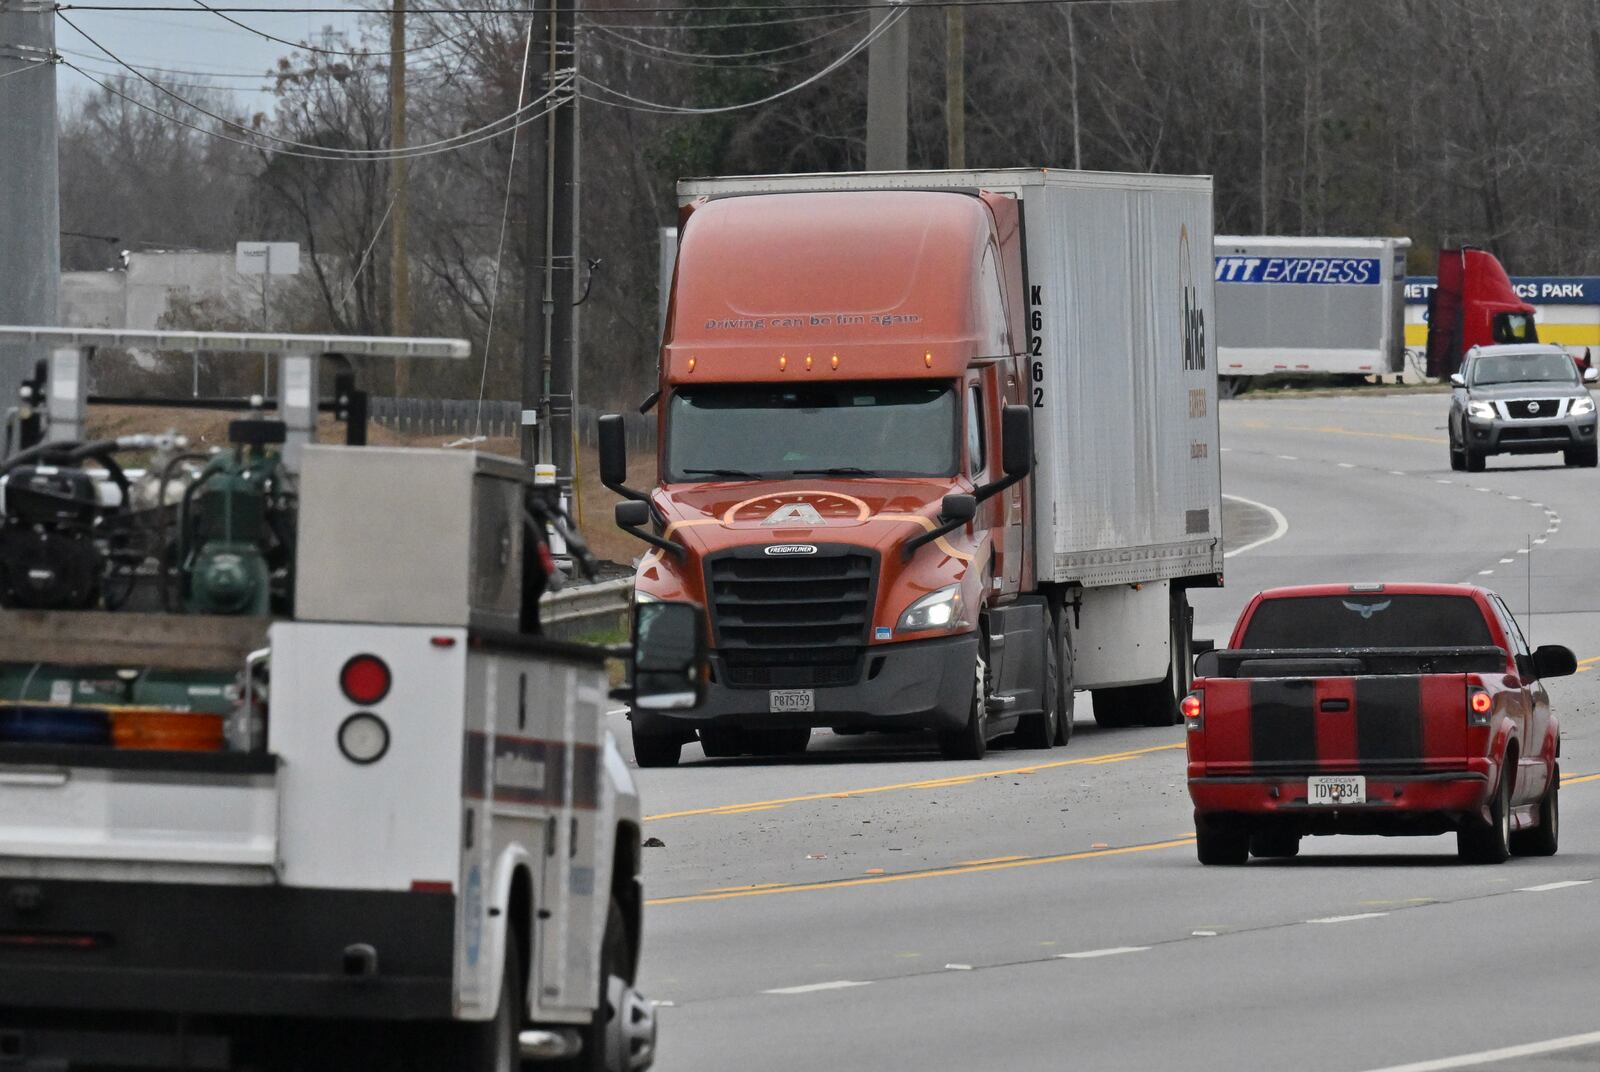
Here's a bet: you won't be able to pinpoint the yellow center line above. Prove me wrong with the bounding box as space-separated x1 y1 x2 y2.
1561 772 1600 787
646 836 1197 906
1576 656 1600 666
956 855 1029 866
642 743 1185 822
1305 424 1447 446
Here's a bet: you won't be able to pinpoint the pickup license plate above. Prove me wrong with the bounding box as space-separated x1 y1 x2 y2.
1307 775 1366 805
769 689 814 714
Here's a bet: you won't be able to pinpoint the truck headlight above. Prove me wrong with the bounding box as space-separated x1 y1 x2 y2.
1571 396 1595 416
1467 401 1497 419
897 585 964 632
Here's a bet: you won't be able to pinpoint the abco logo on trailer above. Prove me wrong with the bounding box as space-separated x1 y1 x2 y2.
1179 225 1207 372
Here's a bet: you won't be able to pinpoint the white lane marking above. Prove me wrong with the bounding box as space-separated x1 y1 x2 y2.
1516 879 1593 893
1338 462 1356 469
1277 454 1299 461
1191 930 1219 937
1305 912 1389 924
944 963 973 971
1056 946 1150 959
1531 501 1544 507
1389 470 1406 475
1508 495 1522 500
763 980 871 995
1535 538 1547 545
1436 479 1453 484
1499 558 1514 564
1474 487 1491 492
1355 1029 1600 1072
1478 570 1495 576
1222 493 1290 559
1516 548 1530 554
1220 446 1232 452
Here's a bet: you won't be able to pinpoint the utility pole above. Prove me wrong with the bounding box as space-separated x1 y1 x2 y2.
390 0 412 394
945 6 964 169
0 3 59 432
865 0 908 170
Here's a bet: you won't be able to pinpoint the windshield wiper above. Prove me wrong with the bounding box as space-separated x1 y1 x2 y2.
681 467 761 479
790 466 882 477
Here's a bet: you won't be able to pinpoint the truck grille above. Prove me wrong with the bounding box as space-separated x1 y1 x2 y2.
1504 399 1565 419
1500 425 1569 442
706 547 876 689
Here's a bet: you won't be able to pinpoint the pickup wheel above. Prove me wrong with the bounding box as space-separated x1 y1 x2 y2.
1457 766 1513 864
1510 765 1559 857
631 724 682 768
1195 817 1249 866
1249 831 1301 859
1015 608 1060 750
1448 428 1467 471
1563 446 1598 467
937 639 989 760
1464 443 1487 472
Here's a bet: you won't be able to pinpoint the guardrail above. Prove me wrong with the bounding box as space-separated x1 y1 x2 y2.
540 576 633 641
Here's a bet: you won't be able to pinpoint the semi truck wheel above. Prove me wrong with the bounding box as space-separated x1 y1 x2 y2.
698 727 744 759
1457 767 1512 863
1015 609 1060 750
631 723 682 768
1510 766 1558 857
937 641 989 760
1054 614 1076 746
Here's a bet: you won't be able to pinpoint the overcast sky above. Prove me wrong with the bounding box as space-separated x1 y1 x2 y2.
55 0 377 116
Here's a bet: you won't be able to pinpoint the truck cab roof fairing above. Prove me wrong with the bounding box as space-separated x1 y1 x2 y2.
664 191 996 383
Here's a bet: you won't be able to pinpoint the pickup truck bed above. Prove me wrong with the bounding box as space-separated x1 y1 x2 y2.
1185 585 1572 864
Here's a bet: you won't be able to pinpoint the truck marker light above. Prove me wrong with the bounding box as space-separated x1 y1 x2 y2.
805 354 813 371
340 654 392 705
410 880 453 893
430 636 456 649
924 351 934 368
687 356 696 373
779 354 788 371
831 353 840 370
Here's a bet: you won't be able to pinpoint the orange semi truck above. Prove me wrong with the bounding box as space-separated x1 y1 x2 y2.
601 169 1223 766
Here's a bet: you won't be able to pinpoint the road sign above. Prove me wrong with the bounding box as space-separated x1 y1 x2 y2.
235 242 300 276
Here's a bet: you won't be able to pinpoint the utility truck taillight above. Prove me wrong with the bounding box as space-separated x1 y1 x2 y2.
1181 692 1203 730
1467 687 1493 725
340 654 392 706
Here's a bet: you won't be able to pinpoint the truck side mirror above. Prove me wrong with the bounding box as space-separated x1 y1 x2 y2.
599 414 628 489
940 494 976 524
1530 644 1578 679
1001 405 1032 478
1585 368 1599 384
631 601 707 711
615 500 650 527
1449 373 1466 388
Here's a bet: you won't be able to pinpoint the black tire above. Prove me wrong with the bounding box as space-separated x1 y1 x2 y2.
1458 763 1513 864
1196 817 1249 866
698 727 744 759
555 898 652 1072
1449 429 1467 471
1464 444 1487 472
1015 608 1060 750
1054 615 1076 747
1563 446 1598 467
457 940 523 1072
1510 765 1559 857
937 638 988 760
1249 831 1301 859
631 723 682 768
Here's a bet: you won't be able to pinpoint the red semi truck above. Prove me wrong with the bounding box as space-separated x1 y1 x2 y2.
1425 247 1539 378
601 169 1223 766
1185 583 1574 864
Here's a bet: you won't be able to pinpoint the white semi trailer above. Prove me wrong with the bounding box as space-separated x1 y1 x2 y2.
0 328 703 1071
1214 235 1411 396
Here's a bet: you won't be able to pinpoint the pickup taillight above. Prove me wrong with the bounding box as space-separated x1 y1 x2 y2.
1467 686 1493 726
1181 691 1203 731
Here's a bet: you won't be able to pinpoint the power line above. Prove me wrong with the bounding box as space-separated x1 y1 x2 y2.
584 11 866 64
55 0 1180 14
60 13 572 160
183 0 485 59
61 58 571 162
580 4 898 114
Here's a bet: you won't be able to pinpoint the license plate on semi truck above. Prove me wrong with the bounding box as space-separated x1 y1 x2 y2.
769 689 814 713
1307 775 1366 805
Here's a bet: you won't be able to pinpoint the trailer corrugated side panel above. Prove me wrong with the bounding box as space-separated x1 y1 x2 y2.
1022 176 1221 587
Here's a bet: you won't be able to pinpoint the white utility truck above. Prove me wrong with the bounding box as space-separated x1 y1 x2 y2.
1214 235 1411 396
0 328 703 1071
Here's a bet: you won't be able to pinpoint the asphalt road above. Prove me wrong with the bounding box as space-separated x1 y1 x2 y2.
611 391 1600 1072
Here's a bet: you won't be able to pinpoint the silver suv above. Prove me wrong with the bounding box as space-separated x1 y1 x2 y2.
1448 344 1599 470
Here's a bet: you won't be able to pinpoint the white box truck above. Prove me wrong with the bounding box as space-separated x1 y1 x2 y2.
602 168 1222 765
1214 235 1411 396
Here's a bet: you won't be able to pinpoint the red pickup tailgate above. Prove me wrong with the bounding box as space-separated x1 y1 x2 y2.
1198 674 1470 775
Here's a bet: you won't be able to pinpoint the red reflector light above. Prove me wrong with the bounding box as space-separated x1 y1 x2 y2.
340 655 392 706
430 636 457 649
1470 690 1492 714
410 880 453 894
0 931 108 950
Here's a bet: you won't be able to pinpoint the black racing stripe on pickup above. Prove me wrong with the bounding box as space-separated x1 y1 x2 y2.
1249 678 1318 766
1355 676 1422 764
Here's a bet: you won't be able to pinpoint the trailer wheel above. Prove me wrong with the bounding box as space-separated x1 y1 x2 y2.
1015 608 1060 750
631 724 682 768
1510 765 1558 857
1053 613 1076 746
937 638 989 760
1457 764 1512 864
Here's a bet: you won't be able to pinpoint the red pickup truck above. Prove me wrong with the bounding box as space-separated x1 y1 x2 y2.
1186 583 1576 864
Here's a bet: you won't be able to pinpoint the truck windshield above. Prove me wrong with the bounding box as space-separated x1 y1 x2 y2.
666 382 958 480
1240 595 1494 649
1470 353 1578 386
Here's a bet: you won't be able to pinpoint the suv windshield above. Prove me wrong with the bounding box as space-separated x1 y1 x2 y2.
667 382 958 480
1240 595 1494 648
1469 352 1578 387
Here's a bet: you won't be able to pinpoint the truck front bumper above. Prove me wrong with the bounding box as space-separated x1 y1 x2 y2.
633 631 980 736
1189 771 1492 836
0 879 455 1021
1467 414 1596 454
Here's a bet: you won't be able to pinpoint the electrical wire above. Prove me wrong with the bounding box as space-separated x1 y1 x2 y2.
475 2 541 437
62 58 570 162
583 11 865 59
184 0 485 60
57 0 1180 12
60 14 572 160
0 60 52 81
580 4 898 114
339 189 397 311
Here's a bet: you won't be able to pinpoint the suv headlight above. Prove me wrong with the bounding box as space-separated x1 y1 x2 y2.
897 585 965 632
1467 400 1497 419
1571 396 1595 416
